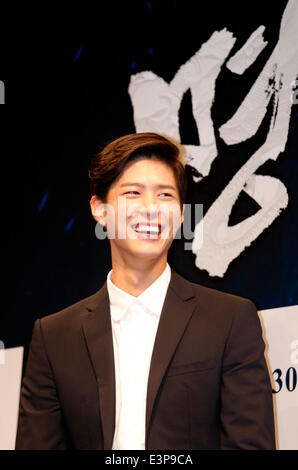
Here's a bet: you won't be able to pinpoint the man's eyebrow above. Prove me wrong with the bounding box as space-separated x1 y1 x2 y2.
120 182 177 191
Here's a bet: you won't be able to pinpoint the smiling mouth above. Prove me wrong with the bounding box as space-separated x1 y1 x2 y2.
129 223 163 239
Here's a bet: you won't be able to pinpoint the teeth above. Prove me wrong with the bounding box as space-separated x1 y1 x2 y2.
134 225 159 233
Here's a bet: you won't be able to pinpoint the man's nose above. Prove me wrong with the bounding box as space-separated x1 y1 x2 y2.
140 193 160 218
142 191 156 206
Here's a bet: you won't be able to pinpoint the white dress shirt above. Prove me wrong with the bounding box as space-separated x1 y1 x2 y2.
106 263 171 450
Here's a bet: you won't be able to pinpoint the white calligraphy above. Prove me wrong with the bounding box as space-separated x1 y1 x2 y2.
128 0 297 276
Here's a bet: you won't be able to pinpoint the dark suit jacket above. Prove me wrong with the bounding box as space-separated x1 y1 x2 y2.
15 268 276 450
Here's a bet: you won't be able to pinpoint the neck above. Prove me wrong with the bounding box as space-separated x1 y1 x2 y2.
110 256 168 297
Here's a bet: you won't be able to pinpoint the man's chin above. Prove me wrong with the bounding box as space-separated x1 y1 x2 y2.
110 236 173 260
124 242 170 259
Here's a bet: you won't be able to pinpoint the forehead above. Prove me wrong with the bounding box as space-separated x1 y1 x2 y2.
117 156 177 183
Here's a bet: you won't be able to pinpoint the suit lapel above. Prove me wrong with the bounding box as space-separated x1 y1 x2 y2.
80 283 115 450
145 269 196 447
80 268 197 450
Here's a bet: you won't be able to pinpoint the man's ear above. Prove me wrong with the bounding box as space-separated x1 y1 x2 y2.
90 195 106 226
181 203 185 225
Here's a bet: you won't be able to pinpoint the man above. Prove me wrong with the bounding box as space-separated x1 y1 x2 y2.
15 132 276 450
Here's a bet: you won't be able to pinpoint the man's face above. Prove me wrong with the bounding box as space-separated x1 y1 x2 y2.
90 157 184 263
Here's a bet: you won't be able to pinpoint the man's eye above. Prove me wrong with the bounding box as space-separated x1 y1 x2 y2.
124 191 139 195
159 193 173 197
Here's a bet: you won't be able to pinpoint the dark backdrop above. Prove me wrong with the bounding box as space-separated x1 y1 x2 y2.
1 0 297 372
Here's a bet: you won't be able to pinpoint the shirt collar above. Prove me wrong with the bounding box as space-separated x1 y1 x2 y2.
107 263 171 322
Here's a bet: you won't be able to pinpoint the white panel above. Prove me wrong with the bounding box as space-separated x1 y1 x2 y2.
0 347 24 450
258 305 298 450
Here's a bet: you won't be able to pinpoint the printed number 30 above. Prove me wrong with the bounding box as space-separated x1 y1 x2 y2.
272 368 297 393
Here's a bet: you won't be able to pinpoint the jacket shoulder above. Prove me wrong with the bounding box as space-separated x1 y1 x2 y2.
193 281 256 308
172 269 257 311
39 284 107 328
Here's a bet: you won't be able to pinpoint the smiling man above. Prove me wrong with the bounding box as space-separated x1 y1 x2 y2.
90 140 184 298
15 132 276 450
